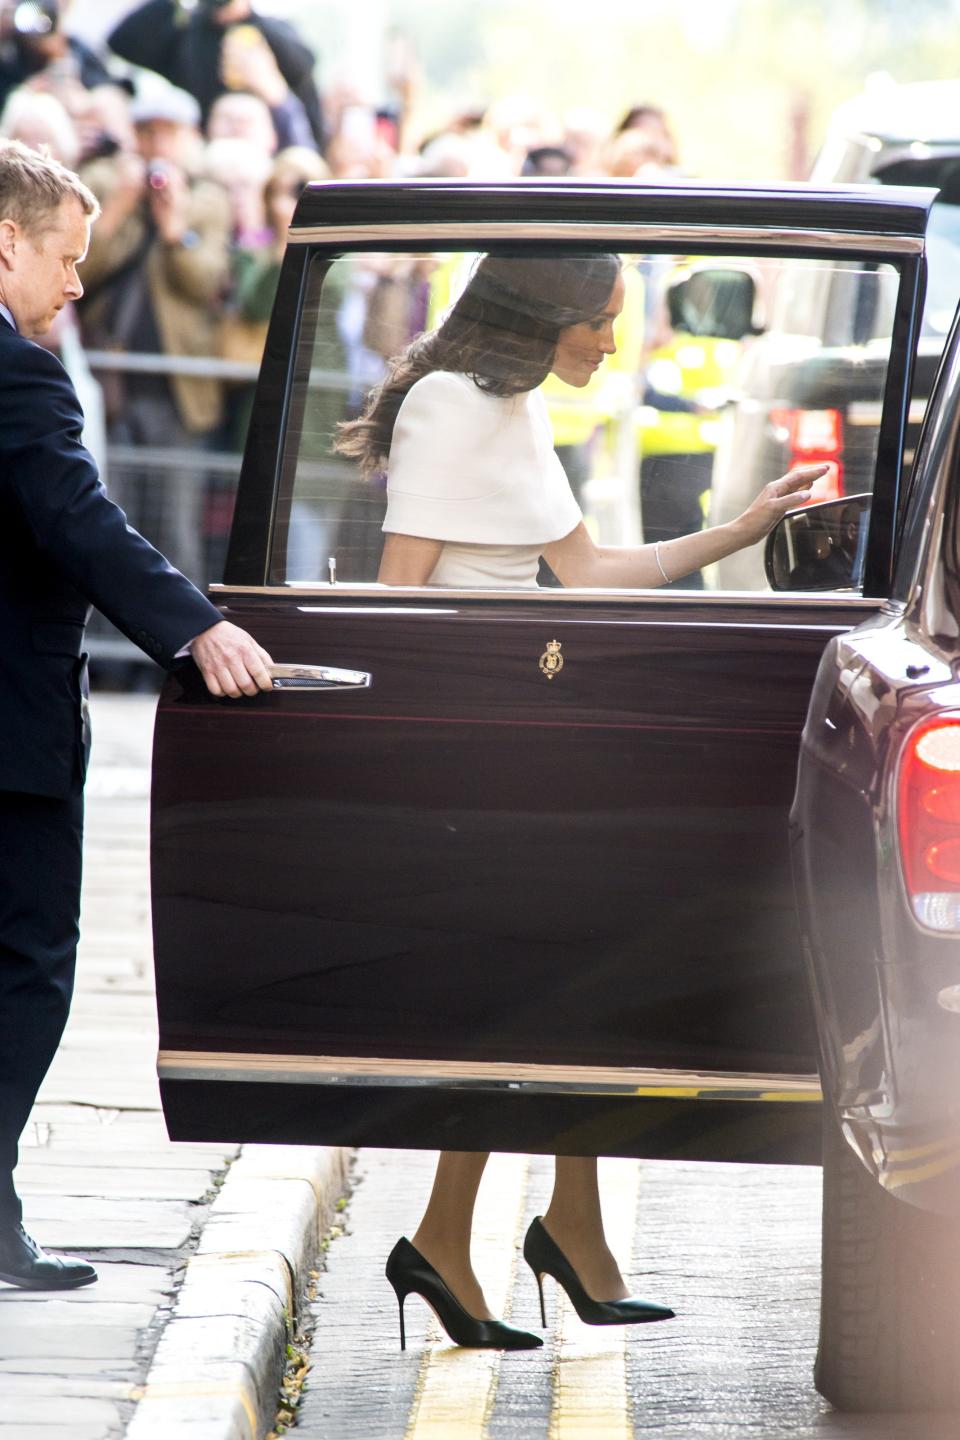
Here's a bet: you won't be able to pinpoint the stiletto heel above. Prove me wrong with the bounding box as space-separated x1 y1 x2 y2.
522 1216 674 1327
534 1270 547 1328
385 1237 542 1351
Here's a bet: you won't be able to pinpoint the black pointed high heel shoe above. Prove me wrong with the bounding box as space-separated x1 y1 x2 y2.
523 1216 674 1327
385 1237 543 1351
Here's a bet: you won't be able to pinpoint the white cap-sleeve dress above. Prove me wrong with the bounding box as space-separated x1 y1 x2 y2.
382 371 581 588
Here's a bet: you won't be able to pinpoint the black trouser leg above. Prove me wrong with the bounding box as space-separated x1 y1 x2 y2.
0 790 83 1226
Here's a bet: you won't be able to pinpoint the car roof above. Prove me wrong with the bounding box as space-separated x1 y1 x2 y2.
290 178 938 243
823 77 960 147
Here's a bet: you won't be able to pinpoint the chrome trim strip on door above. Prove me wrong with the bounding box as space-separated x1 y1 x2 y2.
287 221 924 256
157 1050 822 1103
212 582 885 610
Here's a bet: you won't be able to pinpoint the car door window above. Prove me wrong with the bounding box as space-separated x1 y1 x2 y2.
271 247 906 596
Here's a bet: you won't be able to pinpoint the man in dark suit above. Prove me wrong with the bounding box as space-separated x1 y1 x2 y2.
0 138 274 1289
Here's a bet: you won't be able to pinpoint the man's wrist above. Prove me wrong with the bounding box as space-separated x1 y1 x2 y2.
178 619 222 659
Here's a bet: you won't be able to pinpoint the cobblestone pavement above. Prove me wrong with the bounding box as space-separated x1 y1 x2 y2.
298 1149 956 1440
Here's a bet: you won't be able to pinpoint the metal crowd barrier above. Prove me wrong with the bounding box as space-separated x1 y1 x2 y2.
83 351 255 681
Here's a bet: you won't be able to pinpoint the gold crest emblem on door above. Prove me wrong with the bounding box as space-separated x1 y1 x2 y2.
539 639 563 680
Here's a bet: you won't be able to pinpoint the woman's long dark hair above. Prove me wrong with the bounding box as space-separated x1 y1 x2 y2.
336 252 620 477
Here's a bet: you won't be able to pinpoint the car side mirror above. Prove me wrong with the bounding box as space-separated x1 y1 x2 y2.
765 493 872 592
666 268 761 340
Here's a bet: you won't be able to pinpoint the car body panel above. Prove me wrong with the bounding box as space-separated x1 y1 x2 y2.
153 591 872 1158
791 303 960 1215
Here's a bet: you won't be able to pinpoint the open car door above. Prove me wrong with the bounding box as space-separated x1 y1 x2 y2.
151 179 933 1163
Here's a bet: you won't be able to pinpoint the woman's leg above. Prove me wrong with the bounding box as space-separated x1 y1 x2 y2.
411 1151 493 1318
540 1157 629 1301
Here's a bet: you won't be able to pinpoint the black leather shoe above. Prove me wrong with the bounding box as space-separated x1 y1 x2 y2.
0 1225 97 1290
523 1216 673 1327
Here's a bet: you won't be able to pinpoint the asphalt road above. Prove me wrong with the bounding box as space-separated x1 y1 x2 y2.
296 1149 956 1440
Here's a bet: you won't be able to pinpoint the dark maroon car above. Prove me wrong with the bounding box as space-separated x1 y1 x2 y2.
150 180 959 1413
778 305 960 1410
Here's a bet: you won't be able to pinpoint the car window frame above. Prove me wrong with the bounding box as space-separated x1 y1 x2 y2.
893 292 960 613
224 190 931 604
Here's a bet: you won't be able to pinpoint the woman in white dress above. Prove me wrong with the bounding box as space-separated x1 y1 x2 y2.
337 255 824 1352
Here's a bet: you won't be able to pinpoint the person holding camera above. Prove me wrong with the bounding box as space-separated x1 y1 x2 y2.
76 77 231 585
0 0 111 115
108 0 324 150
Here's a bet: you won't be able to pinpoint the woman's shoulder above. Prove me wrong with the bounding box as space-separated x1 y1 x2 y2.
403 370 486 406
395 372 507 446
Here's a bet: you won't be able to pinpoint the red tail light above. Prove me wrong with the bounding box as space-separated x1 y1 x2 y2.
898 715 960 930
770 407 844 501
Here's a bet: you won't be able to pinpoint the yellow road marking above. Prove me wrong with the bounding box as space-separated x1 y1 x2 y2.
549 1158 640 1440
405 1153 529 1439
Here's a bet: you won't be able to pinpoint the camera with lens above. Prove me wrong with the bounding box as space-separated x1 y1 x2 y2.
11 1 58 37
147 159 172 192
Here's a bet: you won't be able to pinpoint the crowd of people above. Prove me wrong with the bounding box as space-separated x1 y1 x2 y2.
0 0 688 594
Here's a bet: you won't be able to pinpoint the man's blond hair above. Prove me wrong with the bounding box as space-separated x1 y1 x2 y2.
0 139 100 236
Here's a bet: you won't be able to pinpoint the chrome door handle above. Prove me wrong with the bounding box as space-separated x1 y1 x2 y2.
269 663 371 691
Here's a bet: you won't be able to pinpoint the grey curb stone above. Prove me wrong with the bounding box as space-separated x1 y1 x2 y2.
126 1144 351 1440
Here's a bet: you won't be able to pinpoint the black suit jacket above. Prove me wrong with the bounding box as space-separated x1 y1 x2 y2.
0 315 222 799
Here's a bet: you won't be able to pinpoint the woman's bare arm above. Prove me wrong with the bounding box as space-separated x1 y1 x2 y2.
543 464 827 588
378 533 444 584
